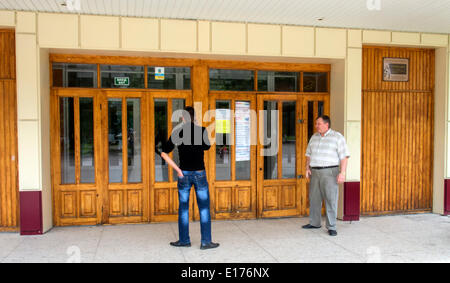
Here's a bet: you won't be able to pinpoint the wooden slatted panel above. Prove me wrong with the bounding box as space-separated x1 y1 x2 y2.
0 29 19 230
0 30 15 80
362 46 434 215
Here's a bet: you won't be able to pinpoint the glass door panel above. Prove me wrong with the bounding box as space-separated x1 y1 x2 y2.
108 98 123 183
282 101 296 179
235 101 251 181
154 99 169 182
215 100 231 181
171 99 185 181
80 98 95 183
263 101 278 180
127 99 142 183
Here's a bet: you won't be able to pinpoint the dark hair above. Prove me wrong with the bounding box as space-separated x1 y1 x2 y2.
316 115 331 127
184 106 195 122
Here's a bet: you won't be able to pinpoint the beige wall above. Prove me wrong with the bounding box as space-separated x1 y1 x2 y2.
39 48 52 233
329 59 346 219
2 10 449 226
15 13 40 191
434 47 449 214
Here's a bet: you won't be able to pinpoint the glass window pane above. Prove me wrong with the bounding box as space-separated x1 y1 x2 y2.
264 101 278 180
318 101 324 117
210 69 254 91
235 101 251 180
155 99 169 182
171 99 185 181
308 101 314 141
52 63 97 88
108 99 123 183
53 67 64 87
258 71 299 92
148 67 191 90
127 99 142 183
80 98 95 183
303 72 328 92
101 65 145 89
215 100 231 181
282 102 296 179
60 97 75 184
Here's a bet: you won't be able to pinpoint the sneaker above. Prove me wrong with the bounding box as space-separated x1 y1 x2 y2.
200 242 220 250
170 241 191 247
328 230 337 236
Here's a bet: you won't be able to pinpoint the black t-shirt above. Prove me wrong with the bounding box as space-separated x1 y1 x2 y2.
162 122 211 171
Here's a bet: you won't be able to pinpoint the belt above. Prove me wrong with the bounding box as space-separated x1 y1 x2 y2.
310 166 339 170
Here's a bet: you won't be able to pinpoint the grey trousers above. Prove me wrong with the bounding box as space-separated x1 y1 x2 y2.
309 167 340 231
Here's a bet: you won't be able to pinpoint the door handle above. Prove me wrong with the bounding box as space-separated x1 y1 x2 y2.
297 175 304 179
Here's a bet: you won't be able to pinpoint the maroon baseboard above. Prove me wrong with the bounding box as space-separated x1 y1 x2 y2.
445 179 450 216
19 191 43 235
343 182 360 221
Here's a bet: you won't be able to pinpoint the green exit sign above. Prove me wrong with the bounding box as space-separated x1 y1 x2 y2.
114 77 130 86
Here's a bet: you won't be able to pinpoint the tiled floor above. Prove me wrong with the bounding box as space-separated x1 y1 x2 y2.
1 214 449 263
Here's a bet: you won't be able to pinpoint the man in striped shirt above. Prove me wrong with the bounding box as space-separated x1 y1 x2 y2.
303 115 350 236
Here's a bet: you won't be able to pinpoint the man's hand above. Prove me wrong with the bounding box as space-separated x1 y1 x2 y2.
306 168 312 179
337 173 346 184
177 170 184 178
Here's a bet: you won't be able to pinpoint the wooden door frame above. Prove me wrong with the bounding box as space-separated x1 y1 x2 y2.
49 53 332 225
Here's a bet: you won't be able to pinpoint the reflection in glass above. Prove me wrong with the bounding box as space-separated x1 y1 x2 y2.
318 101 324 117
264 101 278 180
60 97 75 184
303 72 328 92
171 99 185 181
108 99 123 183
80 98 95 183
127 99 142 183
52 63 97 88
308 101 314 141
155 99 169 182
282 102 296 179
209 69 254 91
235 101 251 180
148 67 191 90
101 65 145 88
215 100 231 181
258 71 299 92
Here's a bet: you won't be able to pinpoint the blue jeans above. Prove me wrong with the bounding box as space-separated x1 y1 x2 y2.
177 170 212 245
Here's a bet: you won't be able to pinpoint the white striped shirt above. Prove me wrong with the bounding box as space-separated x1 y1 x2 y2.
305 129 350 167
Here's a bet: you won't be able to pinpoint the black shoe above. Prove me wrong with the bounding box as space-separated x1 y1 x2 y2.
302 224 321 229
200 242 220 250
328 230 337 236
170 241 191 247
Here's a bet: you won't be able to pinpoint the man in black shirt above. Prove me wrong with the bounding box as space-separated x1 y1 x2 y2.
160 106 219 250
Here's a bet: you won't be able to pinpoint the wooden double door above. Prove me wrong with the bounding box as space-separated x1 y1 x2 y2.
208 93 330 220
52 88 191 225
51 88 328 225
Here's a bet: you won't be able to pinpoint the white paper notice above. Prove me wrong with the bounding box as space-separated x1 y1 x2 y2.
235 101 251 162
